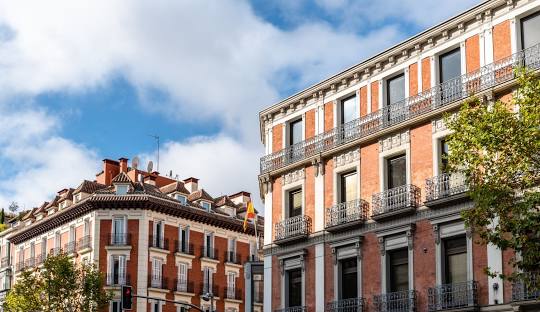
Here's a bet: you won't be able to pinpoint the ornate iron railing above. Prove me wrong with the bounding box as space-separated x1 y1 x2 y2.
15 261 25 272
225 286 242 300
108 233 131 246
426 173 468 202
326 199 369 229
106 273 130 286
35 254 46 266
149 235 169 250
148 275 168 289
260 43 540 174
0 257 9 268
274 306 308 312
512 272 540 302
374 290 417 312
24 258 35 269
372 185 420 217
77 235 92 251
274 215 312 242
175 279 194 293
326 297 365 312
64 241 76 254
175 241 194 255
200 283 219 297
49 247 62 256
427 281 478 311
200 246 218 260
225 251 241 264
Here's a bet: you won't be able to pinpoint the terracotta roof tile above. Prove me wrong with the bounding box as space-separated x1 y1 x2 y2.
187 189 214 202
111 172 132 184
74 180 107 194
159 181 190 195
214 195 236 207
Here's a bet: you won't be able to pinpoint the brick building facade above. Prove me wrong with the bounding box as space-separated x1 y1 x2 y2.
0 158 263 312
258 0 540 311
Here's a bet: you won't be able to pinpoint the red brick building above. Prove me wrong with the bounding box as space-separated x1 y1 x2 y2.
258 1 540 311
1 158 263 312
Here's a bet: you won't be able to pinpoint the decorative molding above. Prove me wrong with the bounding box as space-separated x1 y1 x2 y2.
334 149 360 168
378 237 385 256
311 155 324 177
433 224 440 245
431 118 448 133
332 247 337 265
379 130 410 152
282 168 305 185
407 227 415 250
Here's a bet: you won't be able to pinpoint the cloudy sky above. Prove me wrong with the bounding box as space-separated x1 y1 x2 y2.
0 0 482 211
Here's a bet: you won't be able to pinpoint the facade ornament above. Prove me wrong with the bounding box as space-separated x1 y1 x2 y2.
379 130 410 152
279 259 284 275
388 55 395 65
433 224 440 245
407 227 415 250
334 149 360 168
378 237 385 256
364 68 371 76
355 242 362 260
414 44 421 52
332 247 337 265
442 30 449 40
319 90 324 98
432 118 448 133
330 84 336 91
476 13 483 21
311 155 324 177
427 37 434 47
283 168 305 185
341 78 348 86
402 50 409 57
300 254 306 272
458 23 465 33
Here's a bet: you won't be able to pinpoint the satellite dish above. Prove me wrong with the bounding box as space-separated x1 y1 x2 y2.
132 156 140 170
147 160 154 173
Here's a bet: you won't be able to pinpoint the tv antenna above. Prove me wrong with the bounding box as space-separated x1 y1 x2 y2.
148 135 160 172
132 156 140 170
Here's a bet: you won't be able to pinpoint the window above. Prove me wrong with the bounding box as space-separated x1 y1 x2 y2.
227 238 236 262
116 184 129 195
84 219 90 237
54 232 61 249
339 171 357 203
41 237 47 256
521 11 540 49
110 301 121 312
387 74 405 106
443 236 467 284
204 232 214 258
341 95 357 124
201 201 211 211
153 220 164 248
109 255 126 285
249 241 257 261
288 189 302 218
30 242 35 259
179 225 190 253
286 268 302 307
203 267 214 294
439 48 461 83
289 119 303 146
151 258 163 287
178 262 188 291
69 225 75 243
340 258 357 299
176 194 187 205
439 138 449 173
152 302 161 312
388 249 409 292
112 217 126 244
387 155 406 189
227 272 236 298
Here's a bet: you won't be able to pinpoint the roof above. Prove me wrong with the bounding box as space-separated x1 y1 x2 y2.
111 172 132 184
214 195 236 207
74 180 107 194
32 201 50 216
159 181 190 195
58 188 74 202
188 189 214 202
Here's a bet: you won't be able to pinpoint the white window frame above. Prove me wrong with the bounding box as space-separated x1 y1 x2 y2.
178 262 188 291
204 232 214 258
176 194 187 205
227 271 236 298
151 258 163 287
379 143 411 192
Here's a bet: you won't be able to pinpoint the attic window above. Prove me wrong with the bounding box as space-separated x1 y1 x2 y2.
75 193 82 202
201 201 211 211
176 194 187 205
116 185 129 195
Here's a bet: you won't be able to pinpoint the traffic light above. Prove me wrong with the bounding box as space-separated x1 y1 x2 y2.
121 285 133 310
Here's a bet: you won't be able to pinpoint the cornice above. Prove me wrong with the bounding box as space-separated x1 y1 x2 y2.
258 0 511 142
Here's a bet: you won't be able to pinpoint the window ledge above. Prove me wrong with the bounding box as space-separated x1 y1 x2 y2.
149 247 170 255
105 245 132 251
175 252 196 260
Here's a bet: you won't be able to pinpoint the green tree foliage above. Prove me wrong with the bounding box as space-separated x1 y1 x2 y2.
4 253 111 312
0 208 5 224
445 69 540 283
7 202 18 214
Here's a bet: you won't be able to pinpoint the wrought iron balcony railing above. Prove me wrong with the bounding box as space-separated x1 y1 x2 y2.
64 241 76 255
512 272 540 302
326 199 369 232
225 251 241 264
326 297 366 312
77 235 92 251
149 235 169 250
372 185 420 220
50 247 62 256
15 261 25 272
175 279 194 293
0 257 9 269
148 275 169 289
35 254 46 266
108 233 131 246
374 290 417 312
24 258 35 269
225 286 242 300
274 306 308 312
200 283 219 297
175 241 194 255
106 273 131 286
427 281 478 311
425 173 468 203
200 246 218 260
274 215 312 244
260 43 540 174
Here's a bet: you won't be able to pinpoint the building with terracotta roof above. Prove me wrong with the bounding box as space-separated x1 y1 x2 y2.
0 158 264 312
258 1 540 311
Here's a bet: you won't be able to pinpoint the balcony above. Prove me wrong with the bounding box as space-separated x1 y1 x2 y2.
200 283 219 297
372 185 420 221
373 290 417 312
24 258 35 269
200 246 218 260
326 298 366 312
15 261 25 272
225 251 241 264
35 254 46 266
427 281 478 311
0 257 9 269
274 307 307 312
325 199 369 233
64 241 76 255
175 241 194 255
149 235 170 250
225 286 242 301
148 275 169 290
260 43 540 175
512 272 540 304
77 235 92 252
425 173 468 207
106 273 131 287
50 247 62 256
175 280 194 293
274 215 312 245
108 233 131 246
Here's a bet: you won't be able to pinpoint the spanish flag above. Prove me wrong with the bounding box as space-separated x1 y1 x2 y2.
243 201 256 232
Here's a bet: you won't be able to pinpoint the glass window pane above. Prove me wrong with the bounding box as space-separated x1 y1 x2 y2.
290 119 303 146
387 74 405 106
389 249 409 292
340 171 357 203
287 269 302 307
440 138 449 173
340 258 358 299
522 12 540 49
289 190 302 217
341 96 357 124
387 155 406 189
439 48 461 83
444 236 467 284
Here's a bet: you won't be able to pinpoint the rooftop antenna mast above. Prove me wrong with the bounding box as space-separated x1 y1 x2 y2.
149 135 160 172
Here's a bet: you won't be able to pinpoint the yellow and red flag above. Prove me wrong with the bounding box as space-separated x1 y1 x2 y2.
243 201 256 232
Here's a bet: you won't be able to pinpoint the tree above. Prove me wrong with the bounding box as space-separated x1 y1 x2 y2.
8 202 18 214
4 253 112 312
0 208 5 224
445 69 540 284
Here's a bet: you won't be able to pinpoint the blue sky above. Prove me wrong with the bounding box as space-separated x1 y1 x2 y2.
0 0 481 210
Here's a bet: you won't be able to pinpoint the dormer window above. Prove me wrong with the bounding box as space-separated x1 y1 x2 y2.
75 193 82 203
116 185 129 195
175 194 187 205
59 201 65 209
201 201 211 211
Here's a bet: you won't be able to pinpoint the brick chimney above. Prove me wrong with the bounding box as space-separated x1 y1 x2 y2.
230 191 251 205
97 159 120 186
119 157 128 173
143 173 157 186
183 177 199 193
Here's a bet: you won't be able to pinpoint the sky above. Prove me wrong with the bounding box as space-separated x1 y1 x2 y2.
0 0 483 211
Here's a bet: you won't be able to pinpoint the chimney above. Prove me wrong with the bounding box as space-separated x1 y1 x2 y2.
143 174 157 186
98 159 120 186
183 177 199 193
119 158 128 173
230 191 251 205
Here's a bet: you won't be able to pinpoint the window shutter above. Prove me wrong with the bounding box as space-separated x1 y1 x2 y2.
119 256 126 284
203 267 208 293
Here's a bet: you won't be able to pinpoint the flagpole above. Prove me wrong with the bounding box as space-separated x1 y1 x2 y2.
253 213 259 250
